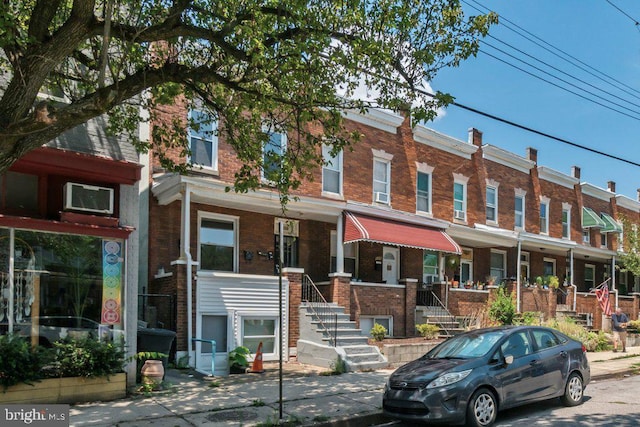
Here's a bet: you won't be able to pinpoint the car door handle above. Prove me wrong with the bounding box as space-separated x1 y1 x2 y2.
560 351 568 358
530 360 539 366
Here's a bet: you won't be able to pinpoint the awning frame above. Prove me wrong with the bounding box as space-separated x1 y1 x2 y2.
582 207 606 229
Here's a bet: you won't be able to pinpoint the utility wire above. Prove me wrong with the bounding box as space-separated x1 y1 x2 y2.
605 0 640 32
463 0 640 98
480 41 640 119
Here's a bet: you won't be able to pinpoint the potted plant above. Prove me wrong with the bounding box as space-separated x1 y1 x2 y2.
228 346 250 374
546 275 560 290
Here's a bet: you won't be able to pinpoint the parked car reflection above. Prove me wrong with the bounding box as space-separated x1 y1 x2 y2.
16 316 107 347
383 325 590 427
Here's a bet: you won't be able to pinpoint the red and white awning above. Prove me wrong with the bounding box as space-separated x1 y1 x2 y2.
344 212 461 254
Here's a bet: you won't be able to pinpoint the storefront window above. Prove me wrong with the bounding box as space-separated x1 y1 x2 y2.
0 228 124 346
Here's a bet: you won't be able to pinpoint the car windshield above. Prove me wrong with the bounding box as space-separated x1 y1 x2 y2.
426 331 504 359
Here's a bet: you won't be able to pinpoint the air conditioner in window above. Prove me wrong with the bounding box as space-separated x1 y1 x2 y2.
374 192 389 204
454 209 466 220
64 182 114 214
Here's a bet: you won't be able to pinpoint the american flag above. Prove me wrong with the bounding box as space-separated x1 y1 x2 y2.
595 282 612 317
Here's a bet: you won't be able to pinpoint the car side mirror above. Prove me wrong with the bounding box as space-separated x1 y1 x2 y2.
504 355 514 365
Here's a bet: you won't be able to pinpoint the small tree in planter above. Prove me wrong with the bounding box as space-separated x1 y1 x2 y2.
416 323 440 340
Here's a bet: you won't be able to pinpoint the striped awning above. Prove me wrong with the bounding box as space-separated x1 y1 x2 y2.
600 213 623 233
343 212 461 254
582 207 606 228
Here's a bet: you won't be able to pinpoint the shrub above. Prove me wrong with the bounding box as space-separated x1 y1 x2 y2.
0 334 50 390
513 311 541 325
545 318 611 351
46 337 126 378
416 323 440 339
628 319 640 332
228 346 250 372
488 287 516 325
370 323 387 341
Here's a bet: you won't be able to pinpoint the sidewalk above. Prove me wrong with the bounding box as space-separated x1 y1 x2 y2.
69 347 640 427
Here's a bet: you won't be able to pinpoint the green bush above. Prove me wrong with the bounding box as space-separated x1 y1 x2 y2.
545 318 611 352
46 337 126 378
228 346 250 371
370 323 387 341
0 334 50 390
513 311 541 325
488 287 516 325
416 323 440 339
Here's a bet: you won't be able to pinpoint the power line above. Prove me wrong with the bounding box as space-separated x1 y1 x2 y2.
463 0 640 99
605 0 640 31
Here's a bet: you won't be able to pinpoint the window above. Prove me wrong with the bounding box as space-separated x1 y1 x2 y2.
198 213 238 272
584 264 595 290
201 315 228 353
490 250 506 282
520 252 530 284
562 204 571 239
0 172 39 214
460 248 473 284
423 251 439 283
500 331 532 359
539 197 550 235
514 190 526 230
600 232 607 248
188 110 218 169
322 144 342 195
262 127 287 181
532 329 561 350
486 182 498 223
275 235 298 271
543 258 556 276
372 154 391 204
360 316 392 338
242 317 277 354
582 229 590 244
417 172 431 214
330 231 357 275
453 174 469 221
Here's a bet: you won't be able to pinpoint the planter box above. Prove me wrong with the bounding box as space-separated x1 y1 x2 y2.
0 373 126 404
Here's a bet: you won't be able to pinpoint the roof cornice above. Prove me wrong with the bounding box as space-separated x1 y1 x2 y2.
342 108 405 134
413 125 478 159
482 144 535 174
581 182 614 201
538 166 579 189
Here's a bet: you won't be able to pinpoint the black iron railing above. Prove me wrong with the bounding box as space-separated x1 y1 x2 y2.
301 275 338 346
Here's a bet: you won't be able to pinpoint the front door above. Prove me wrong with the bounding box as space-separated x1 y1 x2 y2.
197 314 229 376
382 247 399 284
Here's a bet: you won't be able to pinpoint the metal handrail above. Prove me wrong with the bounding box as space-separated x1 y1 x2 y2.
301 275 338 346
417 287 454 337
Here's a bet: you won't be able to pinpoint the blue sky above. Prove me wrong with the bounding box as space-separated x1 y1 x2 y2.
427 0 640 201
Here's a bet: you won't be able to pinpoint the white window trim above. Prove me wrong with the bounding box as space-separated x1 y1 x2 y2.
520 251 530 283
372 149 393 205
600 232 608 249
261 124 288 182
416 162 434 216
197 211 240 273
514 188 526 231
543 257 556 276
453 173 469 223
321 144 343 197
361 315 393 337
562 202 572 240
486 180 499 225
239 313 279 358
188 110 219 172
540 195 550 236
583 229 590 244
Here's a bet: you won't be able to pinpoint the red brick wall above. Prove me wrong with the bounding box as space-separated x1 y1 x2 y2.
284 270 302 348
447 289 490 318
351 284 409 337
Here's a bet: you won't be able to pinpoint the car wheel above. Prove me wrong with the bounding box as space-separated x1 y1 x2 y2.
560 372 584 406
466 387 497 427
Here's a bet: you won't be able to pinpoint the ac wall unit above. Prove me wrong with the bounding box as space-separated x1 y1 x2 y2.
454 209 466 220
374 191 389 204
64 182 114 214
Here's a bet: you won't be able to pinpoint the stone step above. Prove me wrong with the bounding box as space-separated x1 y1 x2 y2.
322 335 370 346
342 345 380 355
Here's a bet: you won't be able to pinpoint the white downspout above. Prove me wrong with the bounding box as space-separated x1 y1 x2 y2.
181 184 195 367
336 214 344 273
516 239 522 313
570 249 576 312
612 255 618 309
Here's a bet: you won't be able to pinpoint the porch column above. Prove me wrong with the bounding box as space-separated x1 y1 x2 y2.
328 272 352 314
516 239 522 313
283 268 304 351
336 214 344 273
400 278 418 337
570 249 576 311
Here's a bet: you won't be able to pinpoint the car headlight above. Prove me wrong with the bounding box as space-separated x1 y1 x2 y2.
426 369 472 389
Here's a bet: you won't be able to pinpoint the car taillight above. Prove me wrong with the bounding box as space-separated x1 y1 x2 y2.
581 344 587 353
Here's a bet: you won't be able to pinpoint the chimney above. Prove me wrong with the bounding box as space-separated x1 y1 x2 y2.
637 188 640 202
526 147 538 163
468 128 483 147
608 181 616 193
571 166 581 179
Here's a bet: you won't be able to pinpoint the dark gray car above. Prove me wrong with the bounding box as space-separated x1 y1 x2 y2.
383 325 590 426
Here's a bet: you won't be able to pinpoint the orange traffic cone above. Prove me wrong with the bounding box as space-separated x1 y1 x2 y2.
249 342 265 373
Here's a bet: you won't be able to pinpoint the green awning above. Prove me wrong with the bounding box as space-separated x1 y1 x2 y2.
582 207 606 228
600 212 623 233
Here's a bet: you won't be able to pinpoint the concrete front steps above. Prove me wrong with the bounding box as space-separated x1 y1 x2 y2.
416 305 465 338
557 305 594 330
297 303 388 371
